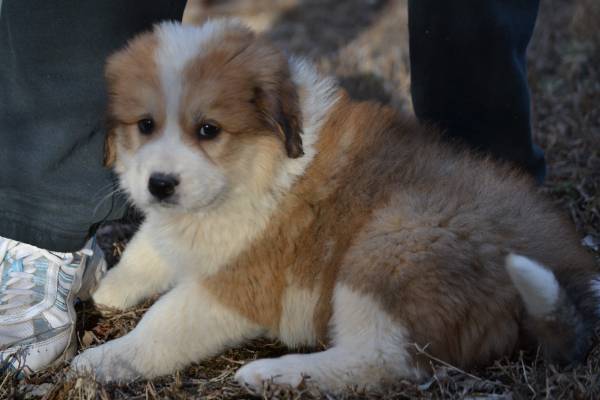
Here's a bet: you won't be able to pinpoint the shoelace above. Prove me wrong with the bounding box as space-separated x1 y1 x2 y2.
0 239 91 311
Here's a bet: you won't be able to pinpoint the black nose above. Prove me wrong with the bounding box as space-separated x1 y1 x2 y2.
148 173 179 200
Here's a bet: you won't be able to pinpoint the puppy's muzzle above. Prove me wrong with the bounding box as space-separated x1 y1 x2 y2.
148 173 179 201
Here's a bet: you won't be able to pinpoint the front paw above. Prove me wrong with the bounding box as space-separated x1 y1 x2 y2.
92 270 136 311
235 356 308 392
71 342 141 383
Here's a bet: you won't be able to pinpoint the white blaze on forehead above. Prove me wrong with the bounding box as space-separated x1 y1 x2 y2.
154 19 247 118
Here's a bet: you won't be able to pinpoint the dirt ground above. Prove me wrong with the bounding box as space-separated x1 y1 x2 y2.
2 0 599 398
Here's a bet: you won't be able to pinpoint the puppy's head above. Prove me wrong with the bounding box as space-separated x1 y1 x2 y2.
105 20 303 213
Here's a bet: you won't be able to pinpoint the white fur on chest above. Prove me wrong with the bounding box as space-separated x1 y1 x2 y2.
145 193 279 279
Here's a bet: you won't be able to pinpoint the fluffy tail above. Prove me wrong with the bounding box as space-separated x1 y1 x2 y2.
506 254 593 363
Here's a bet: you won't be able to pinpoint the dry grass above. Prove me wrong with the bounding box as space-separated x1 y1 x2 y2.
2 0 599 398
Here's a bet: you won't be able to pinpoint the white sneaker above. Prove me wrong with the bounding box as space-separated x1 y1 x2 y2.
0 237 106 375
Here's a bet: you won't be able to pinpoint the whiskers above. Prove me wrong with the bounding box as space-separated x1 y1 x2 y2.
92 182 131 217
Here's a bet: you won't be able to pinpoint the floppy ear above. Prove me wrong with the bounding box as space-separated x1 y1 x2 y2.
103 121 117 167
102 31 157 167
103 56 121 168
103 51 125 168
252 52 304 158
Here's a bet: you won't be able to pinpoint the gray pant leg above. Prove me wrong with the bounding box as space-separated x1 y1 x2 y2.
0 0 186 251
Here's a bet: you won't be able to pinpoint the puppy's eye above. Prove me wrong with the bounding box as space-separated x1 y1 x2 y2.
197 123 221 140
137 118 155 135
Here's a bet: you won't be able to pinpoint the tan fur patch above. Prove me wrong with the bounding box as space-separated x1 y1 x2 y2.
179 29 303 160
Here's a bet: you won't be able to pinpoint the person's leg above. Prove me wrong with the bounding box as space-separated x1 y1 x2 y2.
408 0 546 183
0 0 186 373
0 0 186 252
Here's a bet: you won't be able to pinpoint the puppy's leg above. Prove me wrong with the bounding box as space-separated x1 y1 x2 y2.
92 223 173 310
72 282 262 382
236 283 421 392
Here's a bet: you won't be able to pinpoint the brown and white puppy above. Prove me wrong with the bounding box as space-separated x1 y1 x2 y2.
72 19 599 392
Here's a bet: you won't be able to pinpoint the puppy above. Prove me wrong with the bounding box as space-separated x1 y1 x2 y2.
72 20 599 392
